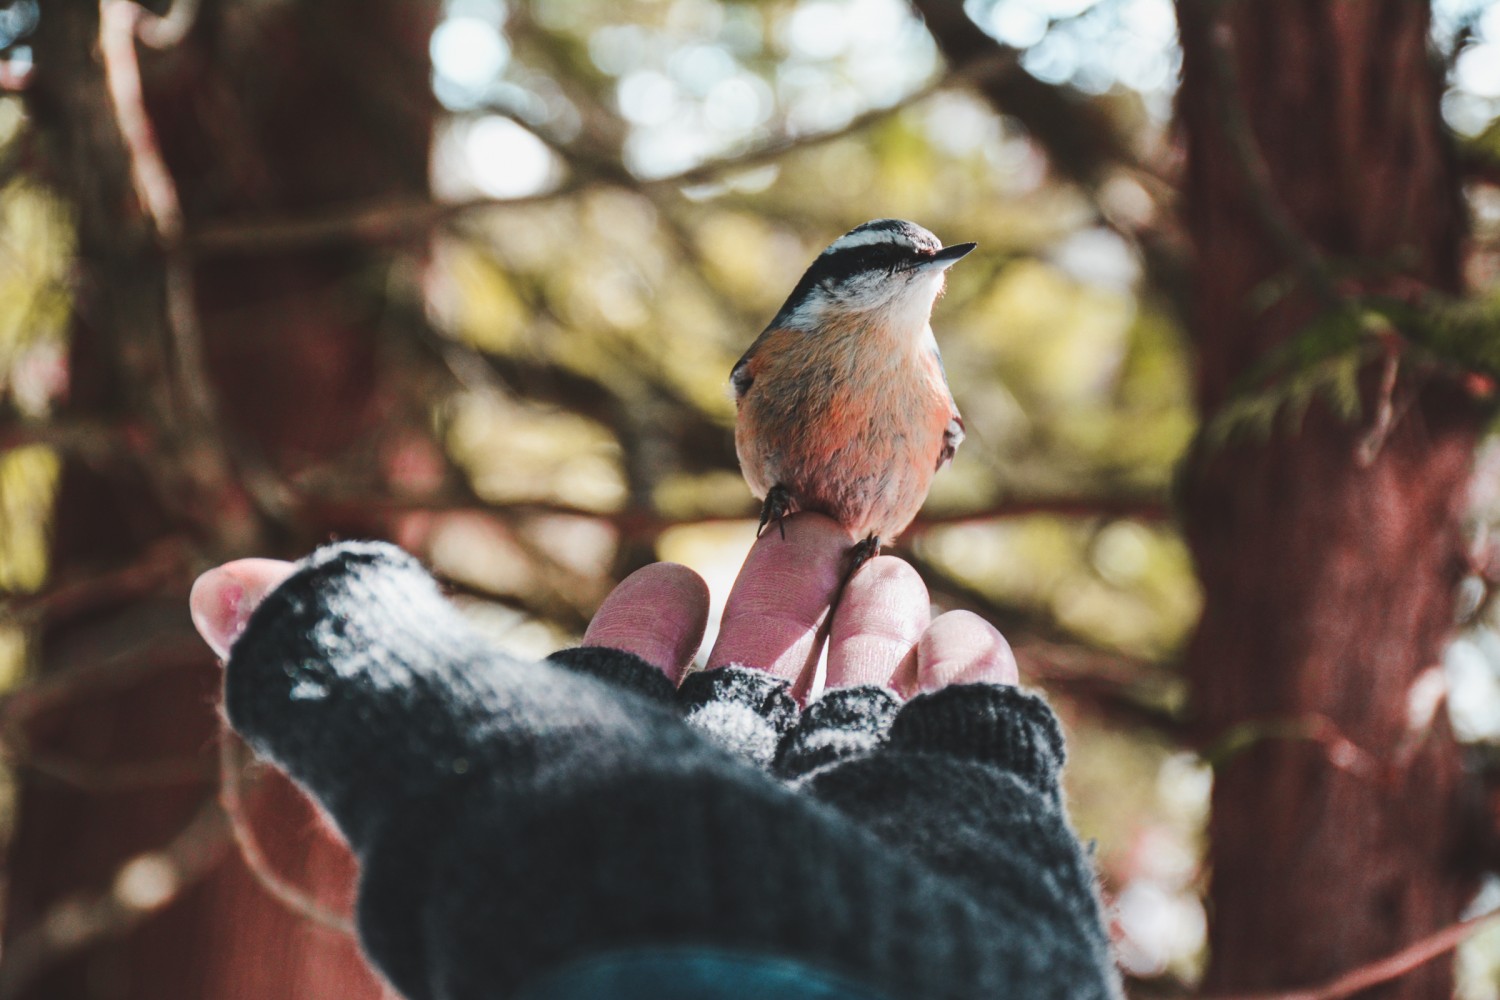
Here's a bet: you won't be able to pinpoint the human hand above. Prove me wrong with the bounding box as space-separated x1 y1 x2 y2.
189 513 1016 702
582 512 1016 701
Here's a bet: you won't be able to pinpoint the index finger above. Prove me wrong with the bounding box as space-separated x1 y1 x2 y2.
706 512 851 692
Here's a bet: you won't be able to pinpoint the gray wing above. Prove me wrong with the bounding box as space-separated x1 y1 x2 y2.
730 328 774 403
730 351 754 401
932 344 963 471
938 412 964 471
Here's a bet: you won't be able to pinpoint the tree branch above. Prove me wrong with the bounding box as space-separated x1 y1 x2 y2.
100 0 294 537
0 418 134 459
186 54 1015 258
898 546 1183 734
0 635 207 727
2 539 188 629
907 0 1136 189
1200 910 1500 1000
905 0 1189 314
301 489 1169 543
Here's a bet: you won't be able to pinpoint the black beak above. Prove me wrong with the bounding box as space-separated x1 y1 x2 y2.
919 242 977 271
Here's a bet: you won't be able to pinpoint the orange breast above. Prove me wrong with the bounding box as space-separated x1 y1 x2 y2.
734 319 954 541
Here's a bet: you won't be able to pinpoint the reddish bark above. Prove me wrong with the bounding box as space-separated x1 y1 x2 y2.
4 2 434 997
1176 1 1483 995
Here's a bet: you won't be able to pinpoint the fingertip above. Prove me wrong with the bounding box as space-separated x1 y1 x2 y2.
190 558 297 660
754 510 856 564
826 556 930 690
916 611 1018 692
583 562 710 684
707 512 849 684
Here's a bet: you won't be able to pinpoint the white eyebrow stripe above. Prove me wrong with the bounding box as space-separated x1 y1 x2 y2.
823 219 947 257
824 228 914 253
828 230 894 251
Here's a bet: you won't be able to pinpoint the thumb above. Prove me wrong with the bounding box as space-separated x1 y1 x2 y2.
189 558 297 659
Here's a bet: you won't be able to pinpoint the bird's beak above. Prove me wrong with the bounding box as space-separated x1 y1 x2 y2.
919 242 977 271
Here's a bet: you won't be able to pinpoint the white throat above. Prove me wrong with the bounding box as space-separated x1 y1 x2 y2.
873 270 946 344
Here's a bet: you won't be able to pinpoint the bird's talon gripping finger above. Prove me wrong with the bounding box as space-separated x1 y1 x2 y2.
758 485 794 540
848 535 881 576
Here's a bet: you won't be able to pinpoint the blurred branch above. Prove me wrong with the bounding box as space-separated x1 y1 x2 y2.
2 539 187 629
1199 909 1500 1000
3 743 214 792
186 54 1017 258
134 0 202 50
643 52 1016 190
189 183 569 258
1012 639 1184 736
1354 338 1405 466
0 797 231 1000
906 0 1189 314
899 547 1183 735
0 418 132 459
100 0 294 538
908 0 1138 189
0 634 205 727
500 3 631 163
217 735 356 935
910 496 1170 528
303 491 1170 543
417 269 741 486
1198 713 1382 784
100 2 181 244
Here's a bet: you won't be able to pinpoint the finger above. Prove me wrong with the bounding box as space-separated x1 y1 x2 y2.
583 562 710 685
707 512 850 690
910 611 1018 695
825 556 930 691
189 558 297 659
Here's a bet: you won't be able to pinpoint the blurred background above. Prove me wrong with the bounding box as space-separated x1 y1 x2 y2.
0 0 1498 996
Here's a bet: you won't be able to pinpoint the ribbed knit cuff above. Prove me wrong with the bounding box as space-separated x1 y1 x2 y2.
677 667 799 770
547 646 678 706
777 686 901 779
888 685 1066 793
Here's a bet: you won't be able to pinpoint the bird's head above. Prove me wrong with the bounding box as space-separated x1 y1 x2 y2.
769 219 976 334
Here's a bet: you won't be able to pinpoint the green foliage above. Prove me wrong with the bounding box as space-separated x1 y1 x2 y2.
0 445 58 595
1201 290 1500 452
0 176 74 419
0 171 72 599
1376 291 1500 379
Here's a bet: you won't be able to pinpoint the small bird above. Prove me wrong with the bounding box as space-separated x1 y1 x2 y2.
732 219 974 566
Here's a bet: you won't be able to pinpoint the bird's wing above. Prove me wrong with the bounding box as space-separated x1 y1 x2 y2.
930 344 964 471
730 339 761 402
730 326 786 402
938 411 964 471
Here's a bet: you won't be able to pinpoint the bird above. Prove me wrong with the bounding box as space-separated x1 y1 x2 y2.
731 219 974 568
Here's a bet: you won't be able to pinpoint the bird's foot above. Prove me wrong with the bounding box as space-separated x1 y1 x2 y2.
848 535 881 575
757 484 794 539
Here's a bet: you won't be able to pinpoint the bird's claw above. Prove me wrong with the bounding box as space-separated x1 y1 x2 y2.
758 485 794 539
849 535 880 574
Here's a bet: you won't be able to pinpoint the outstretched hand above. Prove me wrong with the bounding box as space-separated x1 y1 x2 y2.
190 513 1016 700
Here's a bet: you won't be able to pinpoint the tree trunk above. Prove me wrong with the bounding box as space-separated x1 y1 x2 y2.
4 2 434 997
1176 1 1482 995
